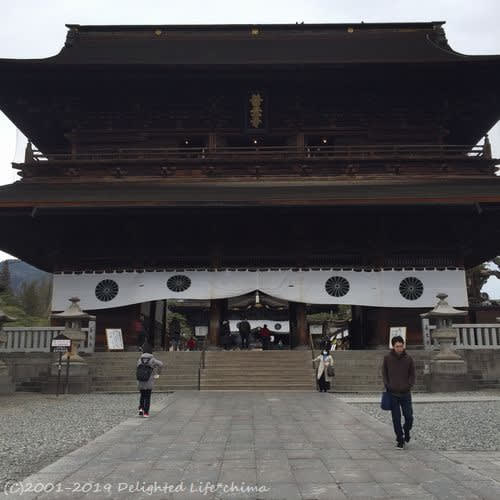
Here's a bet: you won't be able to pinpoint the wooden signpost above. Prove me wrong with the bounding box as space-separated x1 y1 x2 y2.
51 334 71 396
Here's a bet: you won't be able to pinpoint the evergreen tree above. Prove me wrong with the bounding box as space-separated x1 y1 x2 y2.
19 281 40 316
37 276 53 316
0 261 11 294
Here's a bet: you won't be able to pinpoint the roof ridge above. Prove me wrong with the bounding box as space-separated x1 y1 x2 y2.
65 21 446 31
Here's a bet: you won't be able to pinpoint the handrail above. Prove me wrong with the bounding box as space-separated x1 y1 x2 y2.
27 143 487 163
197 335 207 390
201 336 207 369
308 330 316 361
309 329 318 390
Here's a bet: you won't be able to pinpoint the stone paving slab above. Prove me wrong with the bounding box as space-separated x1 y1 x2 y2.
11 392 500 499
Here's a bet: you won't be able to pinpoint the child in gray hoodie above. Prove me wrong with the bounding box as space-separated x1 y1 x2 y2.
137 343 163 417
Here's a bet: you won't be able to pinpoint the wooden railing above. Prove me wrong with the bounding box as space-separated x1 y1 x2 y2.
0 325 95 353
28 144 487 164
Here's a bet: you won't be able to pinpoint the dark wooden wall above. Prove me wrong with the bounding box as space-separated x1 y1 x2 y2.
87 303 141 351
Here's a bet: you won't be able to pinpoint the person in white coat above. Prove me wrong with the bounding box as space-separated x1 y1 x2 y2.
313 350 334 392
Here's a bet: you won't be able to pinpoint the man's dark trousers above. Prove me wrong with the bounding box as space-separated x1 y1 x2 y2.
241 334 249 349
390 392 413 442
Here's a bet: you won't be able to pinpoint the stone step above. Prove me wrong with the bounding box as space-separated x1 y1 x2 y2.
332 385 427 391
92 386 196 392
205 353 312 357
92 382 196 388
203 360 312 365
89 360 200 364
91 367 199 372
331 389 428 393
201 375 313 381
201 385 315 391
203 363 312 368
93 376 198 382
204 354 312 358
92 365 198 369
200 371 313 376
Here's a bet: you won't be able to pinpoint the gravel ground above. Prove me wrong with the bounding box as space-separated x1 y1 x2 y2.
0 392 169 488
337 390 500 399
356 400 500 451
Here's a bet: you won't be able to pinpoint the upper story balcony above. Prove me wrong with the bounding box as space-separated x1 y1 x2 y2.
15 142 497 181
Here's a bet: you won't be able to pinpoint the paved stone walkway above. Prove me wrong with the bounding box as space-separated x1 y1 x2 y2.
13 392 500 499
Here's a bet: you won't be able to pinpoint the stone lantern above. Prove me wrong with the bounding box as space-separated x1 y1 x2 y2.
51 297 95 363
0 308 16 393
43 298 95 394
420 293 471 392
421 293 467 360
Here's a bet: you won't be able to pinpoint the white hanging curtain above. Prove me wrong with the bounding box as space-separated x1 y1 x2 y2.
52 269 468 311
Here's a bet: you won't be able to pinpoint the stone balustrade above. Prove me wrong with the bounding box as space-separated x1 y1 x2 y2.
0 324 95 353
425 322 500 349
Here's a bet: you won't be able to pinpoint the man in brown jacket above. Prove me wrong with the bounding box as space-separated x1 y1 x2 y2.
382 335 416 448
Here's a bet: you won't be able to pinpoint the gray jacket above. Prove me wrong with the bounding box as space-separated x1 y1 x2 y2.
137 353 163 390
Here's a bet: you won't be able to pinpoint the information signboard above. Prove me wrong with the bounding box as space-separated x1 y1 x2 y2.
309 324 323 335
105 329 124 351
51 338 71 347
195 326 208 337
389 327 407 348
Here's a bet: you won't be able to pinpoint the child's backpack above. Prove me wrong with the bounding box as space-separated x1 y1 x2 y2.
136 357 153 381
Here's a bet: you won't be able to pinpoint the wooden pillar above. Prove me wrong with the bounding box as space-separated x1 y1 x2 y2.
148 301 156 348
296 132 305 152
290 301 308 348
208 132 217 151
161 299 167 350
208 298 224 346
370 307 389 347
350 305 365 349
297 302 308 347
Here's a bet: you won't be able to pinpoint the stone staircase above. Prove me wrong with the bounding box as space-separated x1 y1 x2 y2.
87 351 201 392
327 350 430 393
77 349 432 393
199 350 316 390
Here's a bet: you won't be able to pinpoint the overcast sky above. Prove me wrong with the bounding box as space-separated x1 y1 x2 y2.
0 0 499 295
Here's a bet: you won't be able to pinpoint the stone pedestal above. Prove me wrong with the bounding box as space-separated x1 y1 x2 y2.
0 360 15 394
426 359 473 392
42 361 91 394
0 330 15 394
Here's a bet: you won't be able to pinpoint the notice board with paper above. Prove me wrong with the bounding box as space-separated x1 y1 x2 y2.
105 328 124 351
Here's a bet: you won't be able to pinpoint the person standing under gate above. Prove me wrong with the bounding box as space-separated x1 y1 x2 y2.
220 320 232 350
382 335 415 449
237 318 251 349
313 350 334 392
169 318 181 351
260 324 271 350
136 343 163 418
134 314 147 351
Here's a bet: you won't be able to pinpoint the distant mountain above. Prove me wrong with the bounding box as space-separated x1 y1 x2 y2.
1 259 51 293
